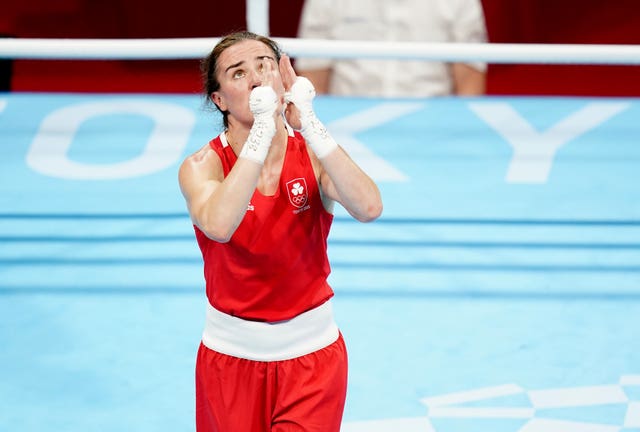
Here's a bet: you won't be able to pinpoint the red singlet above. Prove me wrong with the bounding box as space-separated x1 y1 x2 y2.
194 130 335 322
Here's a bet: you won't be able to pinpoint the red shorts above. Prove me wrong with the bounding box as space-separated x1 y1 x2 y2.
195 333 348 432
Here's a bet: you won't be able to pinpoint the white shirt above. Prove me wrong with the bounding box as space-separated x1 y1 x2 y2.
295 0 488 97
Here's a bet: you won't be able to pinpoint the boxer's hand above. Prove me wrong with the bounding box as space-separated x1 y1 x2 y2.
285 77 337 159
240 85 278 164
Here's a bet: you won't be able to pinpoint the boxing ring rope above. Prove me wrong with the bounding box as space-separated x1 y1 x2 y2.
1 37 640 65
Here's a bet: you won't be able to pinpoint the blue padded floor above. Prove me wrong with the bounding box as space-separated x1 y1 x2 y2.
1 93 639 431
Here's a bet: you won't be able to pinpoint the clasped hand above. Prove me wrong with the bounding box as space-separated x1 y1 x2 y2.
249 54 314 131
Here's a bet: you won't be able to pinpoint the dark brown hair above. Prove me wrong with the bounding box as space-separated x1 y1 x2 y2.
201 31 282 127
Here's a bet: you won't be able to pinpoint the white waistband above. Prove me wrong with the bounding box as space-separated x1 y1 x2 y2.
202 301 340 362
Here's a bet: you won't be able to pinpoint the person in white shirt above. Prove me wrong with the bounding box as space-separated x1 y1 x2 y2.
295 0 488 97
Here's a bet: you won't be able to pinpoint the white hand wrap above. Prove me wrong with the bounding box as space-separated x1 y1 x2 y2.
286 77 338 159
239 86 278 164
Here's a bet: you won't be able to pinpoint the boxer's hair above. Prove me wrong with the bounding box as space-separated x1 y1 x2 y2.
201 31 282 127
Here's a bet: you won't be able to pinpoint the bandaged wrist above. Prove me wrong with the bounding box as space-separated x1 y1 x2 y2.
239 86 278 164
238 114 275 164
300 113 339 159
287 78 338 159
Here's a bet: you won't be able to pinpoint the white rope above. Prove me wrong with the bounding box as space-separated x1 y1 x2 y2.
1 37 640 65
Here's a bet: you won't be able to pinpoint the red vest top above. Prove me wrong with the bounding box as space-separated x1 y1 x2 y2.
194 130 334 322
